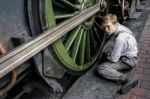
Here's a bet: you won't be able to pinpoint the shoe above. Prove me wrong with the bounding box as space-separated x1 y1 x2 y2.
119 77 139 94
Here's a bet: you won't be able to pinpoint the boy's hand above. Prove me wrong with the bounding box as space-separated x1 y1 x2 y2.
0 44 6 55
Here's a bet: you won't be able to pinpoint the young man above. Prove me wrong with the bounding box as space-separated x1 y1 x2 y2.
97 14 139 94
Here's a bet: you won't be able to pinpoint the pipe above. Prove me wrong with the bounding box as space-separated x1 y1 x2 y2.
0 44 17 96
0 70 17 96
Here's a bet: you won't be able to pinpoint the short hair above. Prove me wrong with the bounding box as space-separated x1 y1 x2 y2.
101 14 118 25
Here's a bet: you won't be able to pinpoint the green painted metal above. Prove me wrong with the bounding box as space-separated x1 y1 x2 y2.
94 21 103 41
79 30 86 65
45 0 101 72
90 29 97 53
82 16 95 30
58 0 80 10
45 0 56 28
64 26 81 51
69 0 95 8
71 27 84 61
55 13 78 19
86 31 91 61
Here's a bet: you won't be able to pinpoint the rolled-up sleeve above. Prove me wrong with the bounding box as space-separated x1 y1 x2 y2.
107 37 125 62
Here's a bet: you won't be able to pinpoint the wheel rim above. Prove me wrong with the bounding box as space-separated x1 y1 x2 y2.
44 0 101 72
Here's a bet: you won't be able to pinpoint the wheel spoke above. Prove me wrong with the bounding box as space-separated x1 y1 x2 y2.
55 12 79 19
94 21 103 31
92 23 102 41
79 30 86 65
90 29 97 54
56 0 80 10
85 30 91 61
71 28 84 61
64 26 81 51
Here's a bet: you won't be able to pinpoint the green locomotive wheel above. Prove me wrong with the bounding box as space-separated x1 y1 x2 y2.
45 0 101 72
27 0 103 74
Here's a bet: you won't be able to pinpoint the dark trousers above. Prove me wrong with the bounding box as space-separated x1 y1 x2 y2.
97 57 138 82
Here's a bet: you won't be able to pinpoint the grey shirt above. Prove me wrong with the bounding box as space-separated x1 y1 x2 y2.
107 23 138 62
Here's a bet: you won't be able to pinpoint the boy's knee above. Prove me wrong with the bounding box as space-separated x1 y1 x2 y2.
96 65 108 75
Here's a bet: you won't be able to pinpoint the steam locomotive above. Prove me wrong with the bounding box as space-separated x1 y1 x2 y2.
0 0 140 98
